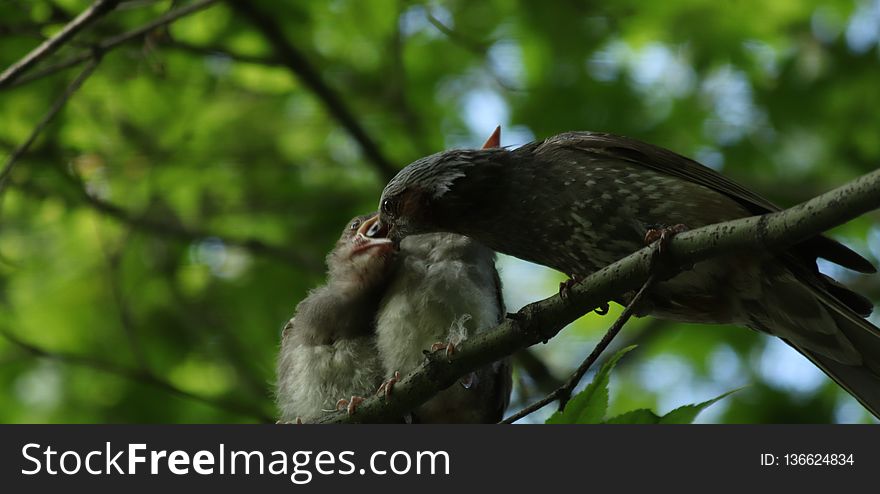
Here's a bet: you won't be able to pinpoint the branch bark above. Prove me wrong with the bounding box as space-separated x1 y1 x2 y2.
12 178 322 271
3 0 221 89
227 0 398 182
311 168 880 423
0 0 120 88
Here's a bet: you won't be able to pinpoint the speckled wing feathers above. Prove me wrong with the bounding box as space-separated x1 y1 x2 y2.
540 132 875 274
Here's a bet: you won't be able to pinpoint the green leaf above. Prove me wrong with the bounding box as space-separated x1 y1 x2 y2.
546 345 637 424
658 388 743 424
604 388 743 424
604 408 661 424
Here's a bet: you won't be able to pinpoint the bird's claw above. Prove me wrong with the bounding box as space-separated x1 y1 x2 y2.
644 224 688 254
594 302 610 315
559 274 581 300
377 371 401 401
645 223 691 275
430 341 456 361
336 396 365 415
459 372 478 390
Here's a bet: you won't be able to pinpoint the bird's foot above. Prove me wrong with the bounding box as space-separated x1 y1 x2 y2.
459 371 479 390
644 223 688 254
430 341 456 361
645 223 691 275
336 396 365 415
558 274 582 300
594 302 610 315
377 371 401 401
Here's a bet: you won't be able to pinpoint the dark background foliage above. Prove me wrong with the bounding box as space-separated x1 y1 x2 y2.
1 0 879 423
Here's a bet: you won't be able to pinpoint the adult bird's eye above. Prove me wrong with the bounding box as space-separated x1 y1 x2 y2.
381 198 396 217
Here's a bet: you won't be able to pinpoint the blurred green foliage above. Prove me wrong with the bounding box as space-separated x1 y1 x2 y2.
547 346 736 424
0 0 878 423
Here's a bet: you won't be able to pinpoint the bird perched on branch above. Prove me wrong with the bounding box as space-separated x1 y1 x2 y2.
275 214 395 422
372 128 880 418
372 223 512 423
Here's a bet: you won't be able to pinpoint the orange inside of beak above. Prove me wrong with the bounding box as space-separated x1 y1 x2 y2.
350 214 394 257
357 214 388 239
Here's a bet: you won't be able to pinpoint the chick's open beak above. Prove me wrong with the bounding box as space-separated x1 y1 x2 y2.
359 213 391 240
351 214 394 256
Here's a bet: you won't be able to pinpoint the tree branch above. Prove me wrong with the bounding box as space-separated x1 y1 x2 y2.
0 57 101 197
4 0 221 89
163 39 283 66
311 168 880 423
227 0 398 182
0 327 272 422
94 226 151 371
426 13 523 92
0 0 120 88
11 178 322 271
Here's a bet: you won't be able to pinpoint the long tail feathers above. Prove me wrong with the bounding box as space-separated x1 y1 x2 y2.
793 345 880 419
791 279 880 419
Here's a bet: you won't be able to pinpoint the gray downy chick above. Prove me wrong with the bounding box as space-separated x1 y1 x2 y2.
374 232 512 423
276 213 396 422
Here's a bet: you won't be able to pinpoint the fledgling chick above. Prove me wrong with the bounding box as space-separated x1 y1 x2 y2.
275 213 397 423
374 231 512 423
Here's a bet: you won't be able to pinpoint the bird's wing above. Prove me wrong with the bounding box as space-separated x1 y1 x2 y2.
551 131 875 274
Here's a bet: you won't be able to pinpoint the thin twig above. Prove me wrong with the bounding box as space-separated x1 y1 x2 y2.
0 0 120 88
5 0 220 89
228 0 398 181
555 274 658 410
499 274 657 424
0 57 101 197
0 327 273 422
94 225 151 371
426 13 523 92
164 39 283 66
387 0 431 155
12 178 322 271
165 279 276 401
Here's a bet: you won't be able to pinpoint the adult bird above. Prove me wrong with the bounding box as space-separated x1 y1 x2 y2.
371 129 880 418
371 128 511 423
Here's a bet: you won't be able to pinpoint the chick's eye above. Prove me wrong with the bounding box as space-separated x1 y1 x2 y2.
381 198 396 217
349 220 361 231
